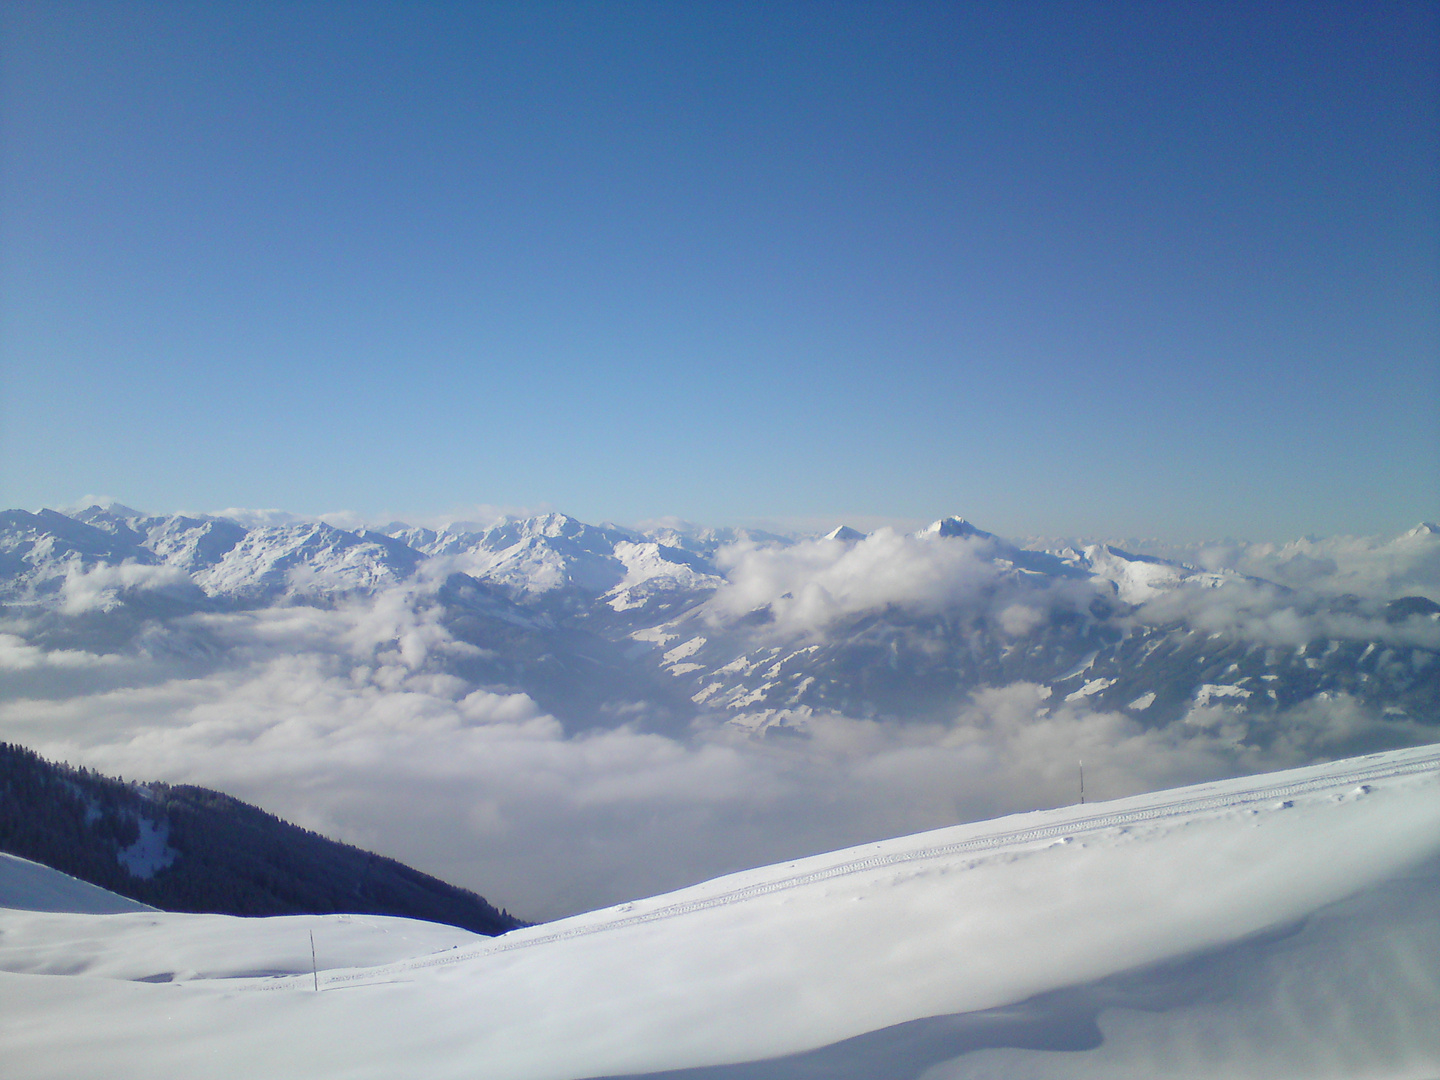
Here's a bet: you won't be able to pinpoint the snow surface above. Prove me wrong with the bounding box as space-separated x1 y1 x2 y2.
2 746 1438 1079
114 817 178 879
0 853 154 915
1074 544 1236 604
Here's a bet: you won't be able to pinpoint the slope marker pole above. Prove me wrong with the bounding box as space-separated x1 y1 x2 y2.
310 930 318 993
1079 760 1085 805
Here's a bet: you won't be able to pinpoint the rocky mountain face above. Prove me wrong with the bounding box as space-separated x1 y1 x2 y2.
2 505 1437 749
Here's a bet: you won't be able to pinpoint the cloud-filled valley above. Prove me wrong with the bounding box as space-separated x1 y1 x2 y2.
1 505 1436 920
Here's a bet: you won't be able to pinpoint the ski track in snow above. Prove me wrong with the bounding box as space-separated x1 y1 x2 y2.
267 746 1440 994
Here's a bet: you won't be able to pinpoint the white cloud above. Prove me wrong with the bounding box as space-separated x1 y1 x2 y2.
1102 527 1440 603
5 588 1419 923
60 561 197 614
418 504 555 532
998 603 1045 636
2 562 1433 925
712 529 1007 636
1234 529 1440 600
1134 576 1440 650
206 508 304 528
0 634 119 671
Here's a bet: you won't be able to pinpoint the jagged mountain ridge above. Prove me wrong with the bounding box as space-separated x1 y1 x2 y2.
2 505 1436 742
0 505 1272 607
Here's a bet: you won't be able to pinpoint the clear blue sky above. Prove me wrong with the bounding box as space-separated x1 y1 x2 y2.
2 1 1436 540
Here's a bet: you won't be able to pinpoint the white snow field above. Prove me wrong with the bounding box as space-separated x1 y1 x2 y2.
3 746 1439 1080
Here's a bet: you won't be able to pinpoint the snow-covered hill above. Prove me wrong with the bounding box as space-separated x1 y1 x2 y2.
3 746 1437 1079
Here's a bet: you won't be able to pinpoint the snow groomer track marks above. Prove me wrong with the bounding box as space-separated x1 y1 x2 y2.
301 746 1440 991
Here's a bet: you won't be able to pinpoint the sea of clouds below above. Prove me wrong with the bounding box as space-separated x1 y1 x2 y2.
0 518 1436 921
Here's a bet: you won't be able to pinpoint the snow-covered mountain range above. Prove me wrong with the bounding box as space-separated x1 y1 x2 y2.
3 504 1436 739
4 744 1438 1079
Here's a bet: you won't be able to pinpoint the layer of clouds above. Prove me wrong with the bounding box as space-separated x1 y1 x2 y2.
1135 575 1440 650
2 587 1429 922
7 525 1436 922
1037 527 1440 604
711 526 1440 652
204 507 305 529
703 526 1440 654
60 562 197 614
0 633 120 672
1218 530 1440 601
712 529 1021 637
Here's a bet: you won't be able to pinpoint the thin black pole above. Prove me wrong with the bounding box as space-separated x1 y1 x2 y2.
1079 760 1085 805
310 930 318 993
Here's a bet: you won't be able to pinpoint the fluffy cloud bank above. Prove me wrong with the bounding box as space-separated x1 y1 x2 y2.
1128 526 1440 603
3 522 1434 921
2 587 1427 922
61 561 197 614
711 529 1078 638
1135 575 1440 651
711 527 1440 654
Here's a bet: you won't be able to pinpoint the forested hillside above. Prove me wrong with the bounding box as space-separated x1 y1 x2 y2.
0 744 523 934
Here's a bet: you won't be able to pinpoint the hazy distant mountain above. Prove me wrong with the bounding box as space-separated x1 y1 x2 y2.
2 505 1436 745
0 743 523 934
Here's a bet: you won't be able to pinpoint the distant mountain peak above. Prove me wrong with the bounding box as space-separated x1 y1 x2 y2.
75 501 146 519
824 525 866 542
922 516 995 541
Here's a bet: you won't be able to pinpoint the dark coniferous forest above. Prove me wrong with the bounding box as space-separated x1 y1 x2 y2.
0 743 524 934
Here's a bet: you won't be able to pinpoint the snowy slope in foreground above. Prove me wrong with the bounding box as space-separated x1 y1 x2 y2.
3 747 1439 1080
0 853 156 915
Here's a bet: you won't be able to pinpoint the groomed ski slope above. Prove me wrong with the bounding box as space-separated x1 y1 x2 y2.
2 745 1438 1080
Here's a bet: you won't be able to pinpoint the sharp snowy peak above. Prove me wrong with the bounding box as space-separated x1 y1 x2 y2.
921 515 996 541
919 515 1088 580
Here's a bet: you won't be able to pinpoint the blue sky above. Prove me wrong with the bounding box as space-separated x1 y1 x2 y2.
2 1 1435 540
